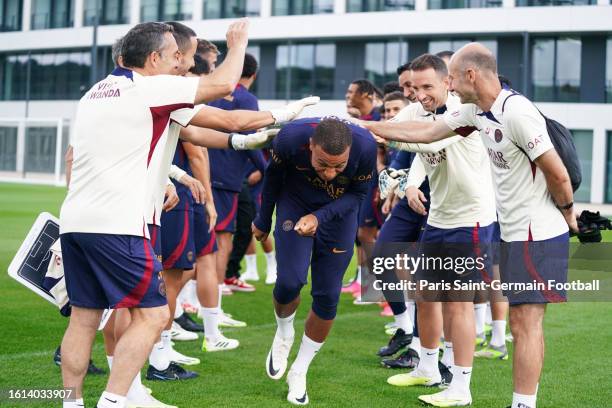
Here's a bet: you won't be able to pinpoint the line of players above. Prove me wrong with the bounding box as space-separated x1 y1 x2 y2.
336 52 513 407
59 20 320 408
57 18 575 408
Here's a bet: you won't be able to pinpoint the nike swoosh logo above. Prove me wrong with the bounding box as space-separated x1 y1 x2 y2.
462 371 471 375
332 248 347 254
105 398 118 403
295 166 310 171
296 392 308 403
268 351 279 376
426 352 437 355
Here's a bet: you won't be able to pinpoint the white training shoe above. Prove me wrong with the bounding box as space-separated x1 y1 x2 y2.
126 392 177 408
170 322 198 342
218 313 247 328
202 334 240 352
265 268 277 285
168 348 200 366
241 269 260 282
266 332 294 380
417 388 472 407
286 369 309 405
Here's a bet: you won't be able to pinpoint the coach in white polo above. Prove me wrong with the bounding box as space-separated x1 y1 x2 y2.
59 20 250 408
365 43 577 408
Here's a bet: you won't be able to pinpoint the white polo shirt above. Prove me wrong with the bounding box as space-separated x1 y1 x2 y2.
393 93 497 229
443 88 568 242
146 105 203 226
60 68 200 237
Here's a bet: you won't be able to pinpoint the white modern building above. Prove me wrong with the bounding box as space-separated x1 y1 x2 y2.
0 0 611 203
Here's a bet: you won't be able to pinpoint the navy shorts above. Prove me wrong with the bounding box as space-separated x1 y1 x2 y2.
273 194 358 320
492 221 501 266
213 188 239 233
417 222 495 301
193 203 218 257
358 181 383 229
160 207 195 270
499 232 569 306
148 224 162 263
377 199 426 243
249 182 263 215
61 232 166 309
372 198 427 310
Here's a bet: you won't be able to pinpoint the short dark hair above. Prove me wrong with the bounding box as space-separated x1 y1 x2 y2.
189 54 210 75
396 62 411 76
197 39 219 57
242 53 258 78
311 118 353 155
383 81 402 96
435 50 454 60
111 37 123 66
351 79 377 97
383 91 409 105
498 74 512 88
165 21 196 53
409 53 448 77
122 22 174 69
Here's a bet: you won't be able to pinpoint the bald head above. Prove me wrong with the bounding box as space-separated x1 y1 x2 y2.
451 42 497 75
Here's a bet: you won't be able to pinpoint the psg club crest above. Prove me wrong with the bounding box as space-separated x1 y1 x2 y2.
282 220 294 232
494 129 503 143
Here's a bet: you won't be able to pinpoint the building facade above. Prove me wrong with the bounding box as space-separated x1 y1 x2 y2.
0 0 611 203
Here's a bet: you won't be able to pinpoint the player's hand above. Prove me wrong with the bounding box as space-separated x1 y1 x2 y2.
347 106 361 118
205 198 217 232
406 186 428 216
564 209 579 233
252 222 268 242
225 18 249 50
247 170 262 186
163 183 179 211
381 196 393 216
294 214 319 237
178 174 206 204
270 96 320 125
231 128 279 150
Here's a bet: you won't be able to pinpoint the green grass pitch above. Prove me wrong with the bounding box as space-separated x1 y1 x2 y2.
0 183 611 407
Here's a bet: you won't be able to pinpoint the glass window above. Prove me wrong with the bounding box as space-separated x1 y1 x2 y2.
571 130 592 203
516 0 594 6
346 0 414 12
25 127 57 173
1 55 29 100
0 0 22 31
0 126 17 171
606 38 612 103
31 0 74 29
607 131 612 203
84 0 130 25
428 0 501 9
428 39 497 58
275 43 335 100
162 0 192 20
204 0 260 18
1 51 90 100
532 37 581 102
365 41 408 86
141 0 191 21
272 0 333 15
140 0 159 21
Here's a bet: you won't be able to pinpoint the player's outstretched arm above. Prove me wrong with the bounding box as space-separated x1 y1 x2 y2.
364 119 455 144
188 97 320 132
180 126 278 150
194 19 249 103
